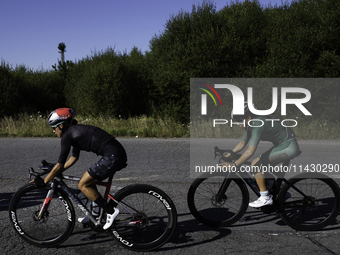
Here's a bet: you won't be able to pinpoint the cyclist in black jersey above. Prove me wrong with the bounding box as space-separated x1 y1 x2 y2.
32 108 127 229
220 103 300 208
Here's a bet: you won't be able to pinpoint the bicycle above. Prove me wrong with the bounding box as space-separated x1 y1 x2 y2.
9 160 177 251
187 146 340 231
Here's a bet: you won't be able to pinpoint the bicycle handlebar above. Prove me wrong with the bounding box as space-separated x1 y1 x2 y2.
28 160 81 182
214 146 253 166
214 146 240 162
28 160 53 179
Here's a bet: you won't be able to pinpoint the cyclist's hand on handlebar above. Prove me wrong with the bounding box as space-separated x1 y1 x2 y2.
219 162 233 167
30 177 46 188
222 152 231 158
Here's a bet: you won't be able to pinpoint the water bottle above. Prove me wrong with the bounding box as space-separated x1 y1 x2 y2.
77 191 90 208
246 177 260 195
91 202 100 217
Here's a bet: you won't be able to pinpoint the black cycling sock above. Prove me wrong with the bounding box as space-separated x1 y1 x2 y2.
94 196 114 214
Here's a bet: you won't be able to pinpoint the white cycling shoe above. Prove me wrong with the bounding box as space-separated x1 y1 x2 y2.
78 217 90 224
103 208 120 230
249 195 273 208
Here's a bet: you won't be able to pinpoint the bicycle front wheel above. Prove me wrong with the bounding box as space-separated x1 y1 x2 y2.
187 175 249 227
278 174 340 231
110 184 177 252
9 184 75 247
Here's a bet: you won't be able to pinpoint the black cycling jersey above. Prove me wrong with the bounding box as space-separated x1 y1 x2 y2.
58 124 125 164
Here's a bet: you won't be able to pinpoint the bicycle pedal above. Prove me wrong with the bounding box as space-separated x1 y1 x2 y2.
260 204 276 214
82 223 90 228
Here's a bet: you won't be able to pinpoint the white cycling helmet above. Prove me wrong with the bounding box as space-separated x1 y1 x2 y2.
48 108 76 127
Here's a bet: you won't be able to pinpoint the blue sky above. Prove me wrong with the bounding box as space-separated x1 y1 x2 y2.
1 0 294 71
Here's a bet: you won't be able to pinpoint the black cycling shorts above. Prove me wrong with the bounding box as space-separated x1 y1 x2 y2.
87 154 127 181
260 138 300 166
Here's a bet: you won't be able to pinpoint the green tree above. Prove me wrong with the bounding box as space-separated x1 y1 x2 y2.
255 0 340 77
58 42 66 64
0 64 20 117
65 47 149 117
148 2 221 122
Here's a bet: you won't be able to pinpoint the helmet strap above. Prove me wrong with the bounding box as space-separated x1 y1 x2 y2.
56 123 65 133
59 122 70 133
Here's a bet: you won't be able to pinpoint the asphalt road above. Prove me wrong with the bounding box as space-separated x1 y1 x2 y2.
1 138 340 255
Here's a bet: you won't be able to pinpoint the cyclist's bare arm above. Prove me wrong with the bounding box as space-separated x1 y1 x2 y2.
43 156 79 184
221 145 256 167
233 141 248 154
234 146 256 167
223 140 247 158
43 164 64 184
64 156 79 169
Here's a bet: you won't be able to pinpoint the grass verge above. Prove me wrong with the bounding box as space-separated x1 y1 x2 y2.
0 114 338 139
0 113 190 138
190 119 340 140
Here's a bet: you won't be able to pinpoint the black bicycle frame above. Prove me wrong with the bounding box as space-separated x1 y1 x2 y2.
213 146 312 212
214 161 309 206
38 178 100 226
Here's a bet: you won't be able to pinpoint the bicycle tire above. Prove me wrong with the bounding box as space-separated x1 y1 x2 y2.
278 173 340 231
9 183 75 247
109 184 177 252
187 175 249 227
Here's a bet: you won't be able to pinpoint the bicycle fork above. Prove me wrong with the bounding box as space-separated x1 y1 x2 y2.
215 178 232 203
37 181 57 220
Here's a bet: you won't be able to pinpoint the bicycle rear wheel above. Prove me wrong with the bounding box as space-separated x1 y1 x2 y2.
110 184 177 251
278 174 340 231
187 175 249 227
9 184 75 247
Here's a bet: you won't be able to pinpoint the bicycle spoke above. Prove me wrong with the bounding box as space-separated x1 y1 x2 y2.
110 184 177 251
279 178 339 231
115 193 167 241
9 185 75 247
187 176 249 227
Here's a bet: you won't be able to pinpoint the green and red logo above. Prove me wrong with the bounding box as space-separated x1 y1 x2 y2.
197 82 223 115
